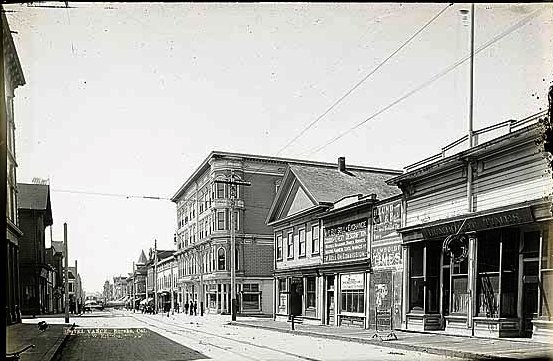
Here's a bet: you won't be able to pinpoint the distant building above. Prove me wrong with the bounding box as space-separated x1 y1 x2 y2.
103 280 113 301
3 7 26 325
145 249 174 311
67 260 83 314
17 183 53 316
112 275 128 300
45 241 64 313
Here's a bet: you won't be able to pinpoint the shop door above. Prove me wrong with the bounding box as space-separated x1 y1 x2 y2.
290 278 303 316
326 276 335 325
521 231 540 337
522 259 539 336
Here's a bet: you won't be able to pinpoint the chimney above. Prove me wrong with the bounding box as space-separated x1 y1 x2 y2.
338 157 346 173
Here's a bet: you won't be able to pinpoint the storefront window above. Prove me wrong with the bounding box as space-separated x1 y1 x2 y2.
306 277 316 309
426 243 440 313
278 278 288 314
409 244 424 312
451 257 468 315
501 230 518 317
341 289 364 313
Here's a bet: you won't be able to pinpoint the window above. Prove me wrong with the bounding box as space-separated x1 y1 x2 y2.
299 229 306 257
287 231 294 259
217 211 225 230
341 289 364 313
450 255 469 315
306 277 316 309
311 225 320 254
541 227 552 318
234 211 239 231
218 248 226 271
235 247 239 270
242 284 260 311
408 242 440 313
216 183 225 199
278 278 288 313
276 235 283 260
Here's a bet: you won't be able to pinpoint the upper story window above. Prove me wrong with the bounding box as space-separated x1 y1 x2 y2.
311 225 320 254
287 231 294 259
216 183 225 199
217 210 226 230
218 247 226 271
299 229 306 257
276 234 283 260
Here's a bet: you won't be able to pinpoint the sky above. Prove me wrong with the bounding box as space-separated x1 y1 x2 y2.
4 2 552 293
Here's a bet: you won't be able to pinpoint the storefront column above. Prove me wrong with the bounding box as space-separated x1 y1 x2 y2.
273 277 277 319
467 233 477 333
333 273 338 326
216 284 220 313
402 245 409 329
364 271 370 329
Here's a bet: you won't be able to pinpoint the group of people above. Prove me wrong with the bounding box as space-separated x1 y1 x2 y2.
140 299 200 315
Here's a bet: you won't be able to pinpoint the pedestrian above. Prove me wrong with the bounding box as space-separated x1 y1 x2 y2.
193 301 197 316
189 300 194 315
184 301 189 315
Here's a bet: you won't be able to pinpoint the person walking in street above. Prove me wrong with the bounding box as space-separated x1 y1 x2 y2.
184 301 189 315
189 300 194 315
193 301 197 316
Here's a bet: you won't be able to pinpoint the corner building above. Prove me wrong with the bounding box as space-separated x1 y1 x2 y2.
172 151 292 315
388 111 553 340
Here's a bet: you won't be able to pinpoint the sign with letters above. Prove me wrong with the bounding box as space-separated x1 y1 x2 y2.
323 219 368 263
372 244 402 269
340 273 364 290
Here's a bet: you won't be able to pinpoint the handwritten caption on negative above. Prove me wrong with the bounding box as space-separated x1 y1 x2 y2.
64 328 149 338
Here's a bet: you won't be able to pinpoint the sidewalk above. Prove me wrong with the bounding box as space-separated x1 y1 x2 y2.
6 322 68 361
231 317 553 360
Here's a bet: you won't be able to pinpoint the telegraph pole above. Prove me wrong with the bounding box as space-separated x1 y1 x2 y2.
133 261 136 312
64 223 69 324
154 239 158 313
215 171 251 321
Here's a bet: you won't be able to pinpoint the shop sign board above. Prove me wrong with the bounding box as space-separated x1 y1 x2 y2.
340 273 364 290
324 219 368 263
373 200 402 243
372 244 402 269
421 207 533 239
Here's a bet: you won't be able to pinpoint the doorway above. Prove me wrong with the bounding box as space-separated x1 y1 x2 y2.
521 230 540 337
290 277 303 316
326 276 335 325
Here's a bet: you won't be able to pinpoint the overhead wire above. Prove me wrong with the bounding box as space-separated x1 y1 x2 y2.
305 5 548 157
274 3 454 157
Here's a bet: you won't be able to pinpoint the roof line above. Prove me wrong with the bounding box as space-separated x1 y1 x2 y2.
171 150 402 201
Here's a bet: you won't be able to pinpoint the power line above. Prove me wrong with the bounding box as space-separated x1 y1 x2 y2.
51 189 172 200
305 5 547 157
275 3 453 157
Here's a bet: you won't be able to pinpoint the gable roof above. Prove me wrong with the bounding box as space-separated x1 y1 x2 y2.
267 162 401 224
290 164 401 203
17 183 53 225
51 241 64 255
137 250 147 265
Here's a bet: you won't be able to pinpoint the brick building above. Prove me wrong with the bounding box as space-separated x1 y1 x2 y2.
172 151 292 315
3 8 26 324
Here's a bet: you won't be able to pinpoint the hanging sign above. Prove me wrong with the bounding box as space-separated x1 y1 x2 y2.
340 273 364 290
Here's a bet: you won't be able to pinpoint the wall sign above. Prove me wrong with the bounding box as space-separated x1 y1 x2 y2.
324 219 368 263
372 244 402 269
373 200 402 243
340 273 364 290
421 208 533 239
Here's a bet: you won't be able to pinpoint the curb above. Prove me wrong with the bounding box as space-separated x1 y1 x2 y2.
230 322 514 360
45 327 70 361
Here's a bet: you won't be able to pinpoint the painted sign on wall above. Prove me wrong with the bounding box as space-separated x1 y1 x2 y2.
373 200 402 243
372 244 402 269
323 219 368 263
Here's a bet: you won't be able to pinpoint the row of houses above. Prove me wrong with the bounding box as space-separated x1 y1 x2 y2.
117 109 551 342
4 10 83 324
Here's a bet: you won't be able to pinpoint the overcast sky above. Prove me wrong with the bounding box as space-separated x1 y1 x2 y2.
5 2 552 293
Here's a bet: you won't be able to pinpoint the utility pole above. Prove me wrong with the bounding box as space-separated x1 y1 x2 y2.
133 261 136 312
64 223 69 324
214 171 251 321
154 239 158 314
